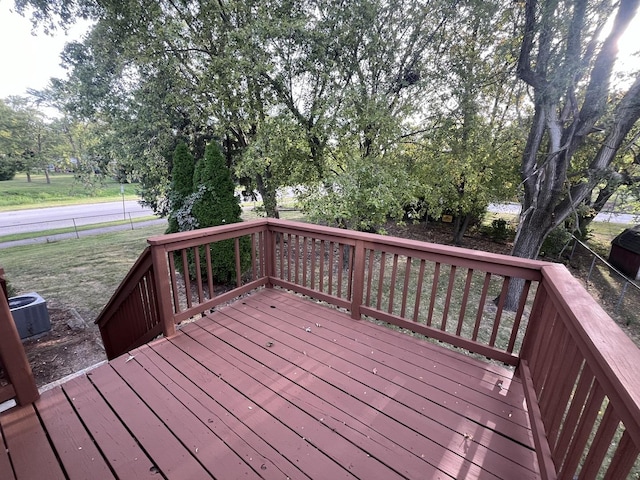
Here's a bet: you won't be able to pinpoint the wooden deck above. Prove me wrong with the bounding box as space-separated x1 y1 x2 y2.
1 288 540 479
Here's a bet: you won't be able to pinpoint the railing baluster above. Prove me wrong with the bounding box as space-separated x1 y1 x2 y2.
603 431 638 480
507 279 531 353
388 254 399 314
205 243 214 299
251 233 257 281
194 245 204 304
364 249 375 306
235 237 242 287
456 269 474 336
328 241 334 296
559 384 605 478
441 265 456 331
294 234 300 285
489 276 510 347
400 257 412 318
376 252 386 311
413 259 426 323
552 366 595 459
310 238 316 290
319 240 325 293
427 262 440 327
471 272 491 341
167 251 180 315
579 403 619 478
302 236 308 287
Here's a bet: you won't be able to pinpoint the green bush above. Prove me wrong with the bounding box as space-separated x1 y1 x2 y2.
0 157 17 181
191 142 249 284
482 218 515 243
166 142 196 234
540 226 573 258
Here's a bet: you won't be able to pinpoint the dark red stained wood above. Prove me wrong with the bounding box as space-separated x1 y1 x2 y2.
248 290 530 420
603 431 638 480
1 288 562 480
518 361 557 480
0 423 16 480
61 375 161 479
132 346 310 480
34 387 115 479
154 333 360 480
266 289 524 404
109 352 261 479
178 321 457 480
579 404 619 479
0 404 65 480
217 296 538 476
87 365 212 479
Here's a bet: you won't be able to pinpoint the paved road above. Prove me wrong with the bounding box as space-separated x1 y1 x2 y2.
488 203 639 224
0 201 156 235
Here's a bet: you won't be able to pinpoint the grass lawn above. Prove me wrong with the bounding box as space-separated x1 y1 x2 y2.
0 173 140 211
0 224 168 323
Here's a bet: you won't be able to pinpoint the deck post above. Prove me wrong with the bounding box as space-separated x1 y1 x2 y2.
350 240 366 320
0 284 39 405
150 244 176 338
264 223 275 287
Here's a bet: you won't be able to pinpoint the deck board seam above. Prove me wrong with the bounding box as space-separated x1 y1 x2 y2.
192 312 535 479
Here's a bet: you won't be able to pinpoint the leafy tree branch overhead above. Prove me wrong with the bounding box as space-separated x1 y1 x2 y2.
10 0 640 268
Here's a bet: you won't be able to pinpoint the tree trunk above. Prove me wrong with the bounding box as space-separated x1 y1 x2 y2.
44 168 50 184
504 209 553 310
255 171 279 219
452 214 472 246
26 170 31 182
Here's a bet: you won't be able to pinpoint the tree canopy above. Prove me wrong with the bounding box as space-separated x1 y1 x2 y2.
12 0 640 253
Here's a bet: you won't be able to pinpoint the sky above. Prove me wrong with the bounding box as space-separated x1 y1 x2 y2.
0 3 91 99
0 2 639 100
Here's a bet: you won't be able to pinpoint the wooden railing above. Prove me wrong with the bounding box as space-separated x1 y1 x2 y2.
519 264 640 480
95 247 162 360
0 269 39 406
96 219 640 477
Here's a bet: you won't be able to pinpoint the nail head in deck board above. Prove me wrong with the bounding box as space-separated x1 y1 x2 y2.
34 387 115 479
87 364 212 479
198 307 538 479
60 375 159 479
131 346 307 480
0 404 66 480
218 299 537 468
152 336 359 480
110 352 261 478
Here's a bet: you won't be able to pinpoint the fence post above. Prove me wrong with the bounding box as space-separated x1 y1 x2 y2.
150 244 176 338
350 239 366 320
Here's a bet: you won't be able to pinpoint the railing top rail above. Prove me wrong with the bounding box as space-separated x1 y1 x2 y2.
268 219 552 273
541 263 640 443
148 218 551 275
147 219 269 248
94 246 153 327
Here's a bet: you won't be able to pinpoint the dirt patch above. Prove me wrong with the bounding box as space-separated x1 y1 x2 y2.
21 301 106 387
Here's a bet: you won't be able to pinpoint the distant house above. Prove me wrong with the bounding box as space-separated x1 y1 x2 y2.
608 225 640 280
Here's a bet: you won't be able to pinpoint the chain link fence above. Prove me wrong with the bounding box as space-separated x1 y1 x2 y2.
562 235 640 332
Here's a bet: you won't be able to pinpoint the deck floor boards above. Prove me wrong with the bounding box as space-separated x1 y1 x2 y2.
0 288 540 479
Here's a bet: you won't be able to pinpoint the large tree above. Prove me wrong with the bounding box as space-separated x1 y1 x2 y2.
513 0 640 262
